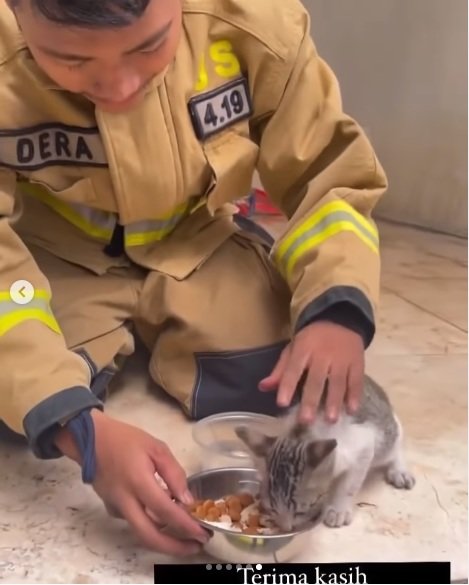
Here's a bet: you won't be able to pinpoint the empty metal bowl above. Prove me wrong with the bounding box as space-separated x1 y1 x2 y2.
187 467 313 563
192 412 280 470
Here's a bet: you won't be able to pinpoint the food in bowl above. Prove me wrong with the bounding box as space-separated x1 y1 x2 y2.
187 491 280 535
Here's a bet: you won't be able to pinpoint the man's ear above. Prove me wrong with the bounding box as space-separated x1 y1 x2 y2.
235 425 276 458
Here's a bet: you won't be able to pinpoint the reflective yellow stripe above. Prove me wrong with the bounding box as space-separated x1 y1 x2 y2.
124 226 178 246
124 201 191 246
0 289 52 302
0 289 61 336
21 182 114 241
274 200 379 278
0 309 61 336
20 182 194 246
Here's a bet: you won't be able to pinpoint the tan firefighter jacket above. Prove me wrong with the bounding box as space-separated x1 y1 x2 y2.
0 0 387 457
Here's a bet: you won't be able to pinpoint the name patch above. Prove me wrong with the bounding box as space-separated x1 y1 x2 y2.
188 76 253 140
0 123 108 171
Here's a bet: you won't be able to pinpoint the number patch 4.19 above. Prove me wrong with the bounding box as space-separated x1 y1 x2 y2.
188 77 253 140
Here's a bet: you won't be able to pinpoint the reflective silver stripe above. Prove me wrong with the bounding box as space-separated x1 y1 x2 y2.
24 183 117 240
0 298 54 315
124 216 187 246
0 294 61 336
125 215 183 235
124 202 192 245
280 210 379 268
67 201 117 232
24 179 190 244
0 124 107 171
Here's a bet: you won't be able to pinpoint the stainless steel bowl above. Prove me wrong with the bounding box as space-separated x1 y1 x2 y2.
187 467 313 563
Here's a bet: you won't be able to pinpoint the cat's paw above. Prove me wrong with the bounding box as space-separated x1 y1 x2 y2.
323 505 353 528
386 467 416 490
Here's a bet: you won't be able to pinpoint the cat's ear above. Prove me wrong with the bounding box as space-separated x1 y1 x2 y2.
305 439 337 469
235 425 276 458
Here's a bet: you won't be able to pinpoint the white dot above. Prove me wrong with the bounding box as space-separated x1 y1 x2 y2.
206 564 212 570
226 564 232 570
216 564 222 570
256 563 263 570
236 564 242 570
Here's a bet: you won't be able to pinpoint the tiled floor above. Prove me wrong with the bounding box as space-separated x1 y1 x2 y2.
0 219 467 583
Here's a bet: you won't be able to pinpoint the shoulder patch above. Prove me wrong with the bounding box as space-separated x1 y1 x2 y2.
188 76 253 140
0 123 108 171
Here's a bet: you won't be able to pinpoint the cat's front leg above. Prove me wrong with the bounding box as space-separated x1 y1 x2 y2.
323 447 374 528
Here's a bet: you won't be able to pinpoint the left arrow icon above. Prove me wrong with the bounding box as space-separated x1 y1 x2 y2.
10 280 35 305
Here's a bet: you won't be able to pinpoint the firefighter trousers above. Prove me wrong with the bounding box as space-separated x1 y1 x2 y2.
3 215 295 441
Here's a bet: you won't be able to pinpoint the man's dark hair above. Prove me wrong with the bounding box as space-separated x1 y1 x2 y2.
13 0 151 28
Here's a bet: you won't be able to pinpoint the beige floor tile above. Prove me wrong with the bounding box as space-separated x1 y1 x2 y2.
380 235 466 281
1 350 466 583
369 289 467 356
379 224 467 329
0 220 467 583
383 278 467 332
378 220 467 266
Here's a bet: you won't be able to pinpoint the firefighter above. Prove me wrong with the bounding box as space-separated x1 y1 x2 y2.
0 0 387 555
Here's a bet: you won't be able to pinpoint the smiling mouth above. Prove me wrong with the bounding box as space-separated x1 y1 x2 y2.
84 80 151 105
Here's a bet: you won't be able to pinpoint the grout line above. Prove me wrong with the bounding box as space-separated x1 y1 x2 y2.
383 286 468 333
381 276 467 283
367 352 468 358
417 250 467 268
376 216 468 241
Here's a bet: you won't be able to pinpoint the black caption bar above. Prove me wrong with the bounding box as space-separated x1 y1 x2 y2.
154 562 451 584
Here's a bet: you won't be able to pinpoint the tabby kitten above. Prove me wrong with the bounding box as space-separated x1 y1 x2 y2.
235 375 415 532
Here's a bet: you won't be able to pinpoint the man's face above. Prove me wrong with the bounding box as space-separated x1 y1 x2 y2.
12 0 182 113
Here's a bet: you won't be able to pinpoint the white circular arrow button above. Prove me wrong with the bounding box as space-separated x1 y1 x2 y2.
10 280 35 305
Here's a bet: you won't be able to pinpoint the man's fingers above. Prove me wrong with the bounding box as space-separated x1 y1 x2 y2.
144 506 166 527
259 345 290 391
104 501 124 519
104 496 176 531
298 362 329 423
276 346 308 408
324 366 348 423
134 467 209 544
346 361 365 414
120 498 202 557
151 444 193 506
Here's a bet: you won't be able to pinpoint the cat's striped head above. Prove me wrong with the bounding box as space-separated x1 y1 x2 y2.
235 423 337 532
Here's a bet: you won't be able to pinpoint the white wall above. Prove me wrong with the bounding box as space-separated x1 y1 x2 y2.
301 0 467 237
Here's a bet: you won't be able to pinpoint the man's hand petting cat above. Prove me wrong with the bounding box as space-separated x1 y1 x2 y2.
259 321 364 423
